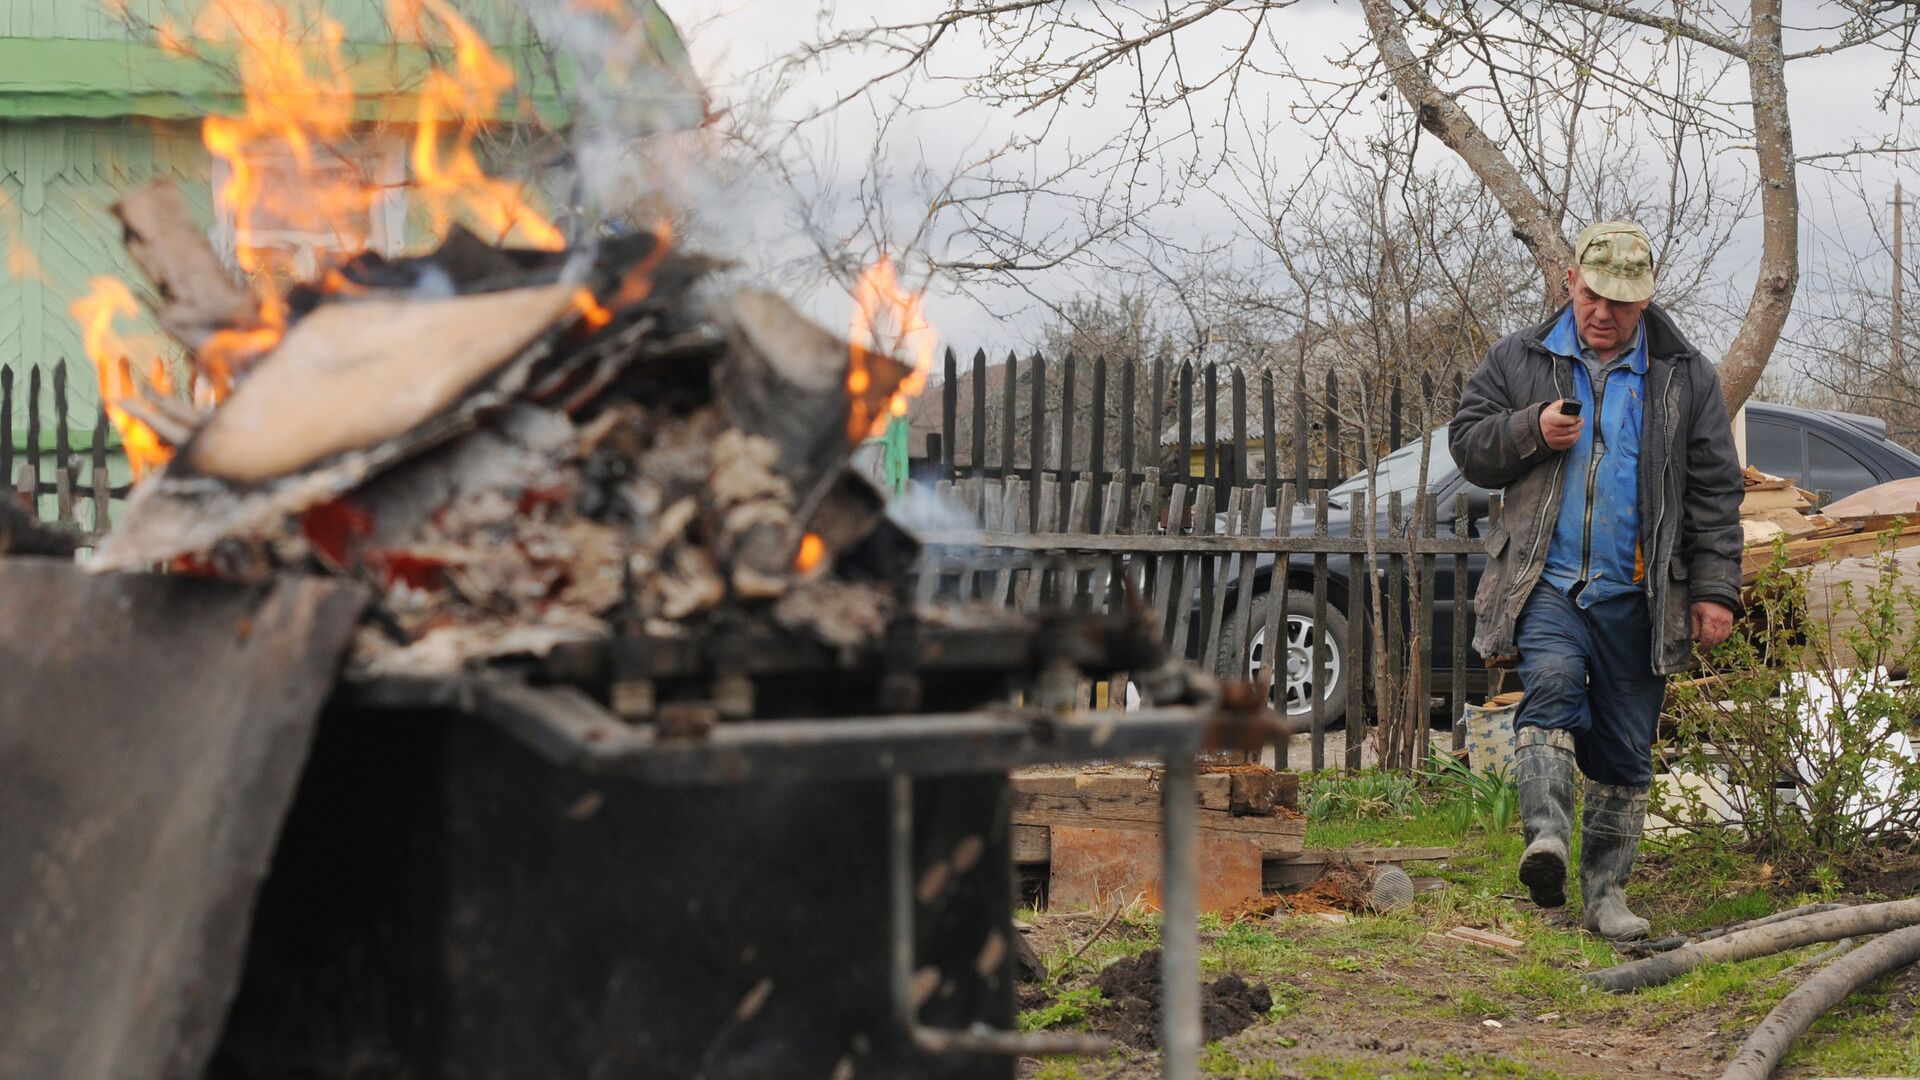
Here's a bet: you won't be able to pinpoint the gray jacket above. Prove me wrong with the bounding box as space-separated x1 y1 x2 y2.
1449 302 1744 676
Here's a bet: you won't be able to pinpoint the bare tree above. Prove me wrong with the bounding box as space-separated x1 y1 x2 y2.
771 1 1920 414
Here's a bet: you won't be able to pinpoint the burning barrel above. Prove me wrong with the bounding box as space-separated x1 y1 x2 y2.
1 177 1259 1078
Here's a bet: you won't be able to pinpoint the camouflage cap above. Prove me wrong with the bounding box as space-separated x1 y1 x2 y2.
1573 220 1656 304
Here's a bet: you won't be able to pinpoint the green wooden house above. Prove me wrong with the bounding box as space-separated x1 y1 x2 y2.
0 0 701 524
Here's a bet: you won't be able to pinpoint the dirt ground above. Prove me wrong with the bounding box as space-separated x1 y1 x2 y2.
1017 914 1735 1079
1014 853 1920 1080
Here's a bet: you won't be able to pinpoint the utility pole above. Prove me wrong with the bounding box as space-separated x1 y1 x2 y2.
1895 181 1909 372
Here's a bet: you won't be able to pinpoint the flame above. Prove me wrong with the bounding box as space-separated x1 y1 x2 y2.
393 0 564 251
794 532 826 573
571 289 613 331
846 256 936 442
70 278 174 477
609 218 676 308
68 0 580 481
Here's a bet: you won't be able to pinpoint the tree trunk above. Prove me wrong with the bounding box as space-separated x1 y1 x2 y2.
1358 0 1574 305
1717 0 1799 414
1718 924 1920 1080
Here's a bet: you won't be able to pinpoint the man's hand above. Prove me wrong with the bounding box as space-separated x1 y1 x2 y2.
1691 601 1735 649
1540 400 1583 452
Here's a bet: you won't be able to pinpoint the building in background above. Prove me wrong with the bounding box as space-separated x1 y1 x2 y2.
0 0 702 523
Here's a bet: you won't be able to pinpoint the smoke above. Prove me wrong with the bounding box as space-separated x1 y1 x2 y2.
887 482 979 543
515 0 710 240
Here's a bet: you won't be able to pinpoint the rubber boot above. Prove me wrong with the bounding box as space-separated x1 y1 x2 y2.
1581 782 1652 941
1513 727 1576 908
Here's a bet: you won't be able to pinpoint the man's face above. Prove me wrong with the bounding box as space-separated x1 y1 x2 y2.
1566 267 1650 355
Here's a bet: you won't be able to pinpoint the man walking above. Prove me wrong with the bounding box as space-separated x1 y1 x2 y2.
1450 222 1744 940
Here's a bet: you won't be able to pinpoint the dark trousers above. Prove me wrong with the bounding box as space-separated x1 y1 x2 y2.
1513 583 1667 786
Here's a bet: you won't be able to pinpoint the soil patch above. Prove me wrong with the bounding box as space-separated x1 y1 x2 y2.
1091 948 1273 1050
1843 854 1920 899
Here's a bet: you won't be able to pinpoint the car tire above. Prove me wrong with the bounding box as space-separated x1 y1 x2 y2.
1217 588 1351 731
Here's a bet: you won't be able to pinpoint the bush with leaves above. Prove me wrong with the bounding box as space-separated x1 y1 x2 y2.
1657 533 1920 872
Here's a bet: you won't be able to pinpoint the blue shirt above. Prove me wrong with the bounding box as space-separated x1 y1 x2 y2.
1539 307 1648 607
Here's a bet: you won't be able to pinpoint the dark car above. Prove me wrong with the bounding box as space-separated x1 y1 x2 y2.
1214 402 1920 728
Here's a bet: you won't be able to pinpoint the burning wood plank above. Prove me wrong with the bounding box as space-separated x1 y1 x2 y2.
113 181 268 361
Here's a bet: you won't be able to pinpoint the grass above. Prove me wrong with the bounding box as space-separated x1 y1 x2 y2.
1019 769 1920 1076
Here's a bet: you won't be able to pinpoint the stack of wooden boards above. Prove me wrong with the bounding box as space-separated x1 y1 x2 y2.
1738 467 1920 585
1010 764 1450 909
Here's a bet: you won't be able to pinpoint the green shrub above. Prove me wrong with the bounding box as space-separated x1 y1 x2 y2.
1657 531 1920 872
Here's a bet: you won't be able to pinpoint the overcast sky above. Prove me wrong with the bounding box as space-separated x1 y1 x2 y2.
657 0 1920 375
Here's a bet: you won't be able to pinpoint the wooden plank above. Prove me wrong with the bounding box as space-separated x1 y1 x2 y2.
1324 369 1342 483
1178 360 1194 483
1387 491 1405 767
1065 478 1091 607
1012 824 1051 864
1203 362 1218 490
1152 483 1191 646
25 365 41 511
1452 493 1470 753
1119 358 1137 517
1 366 12 498
970 347 987 479
1227 484 1266 685
1000 351 1018 481
1199 486 1243 673
996 480 1030 606
1292 368 1309 494
1345 504 1365 771
52 363 70 485
1447 927 1525 952
1418 492 1437 766
1028 352 1046 527
1087 355 1107 531
1268 482 1295 769
1311 490 1329 771
1011 768 1236 809
1010 794 1304 848
1262 370 1278 505
1169 485 1215 656
1057 353 1077 531
941 346 957 481
1231 365 1248 492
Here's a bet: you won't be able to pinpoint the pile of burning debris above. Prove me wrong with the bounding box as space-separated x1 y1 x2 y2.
89 180 930 678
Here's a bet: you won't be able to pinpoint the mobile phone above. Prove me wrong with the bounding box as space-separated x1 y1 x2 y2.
1559 400 1583 418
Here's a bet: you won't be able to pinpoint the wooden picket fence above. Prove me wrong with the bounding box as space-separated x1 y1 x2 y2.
3 362 124 539
914 348 1465 509
911 469 1502 772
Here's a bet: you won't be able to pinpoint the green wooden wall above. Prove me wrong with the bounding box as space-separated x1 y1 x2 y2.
2 118 211 443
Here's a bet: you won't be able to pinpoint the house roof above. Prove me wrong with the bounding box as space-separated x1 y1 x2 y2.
0 0 705 126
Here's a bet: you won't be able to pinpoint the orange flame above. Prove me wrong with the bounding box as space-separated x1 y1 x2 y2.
70 278 174 477
393 0 564 251
846 256 936 442
794 532 826 573
571 289 612 331
69 0 579 482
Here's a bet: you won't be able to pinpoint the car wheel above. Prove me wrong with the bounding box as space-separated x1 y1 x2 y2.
1217 589 1350 730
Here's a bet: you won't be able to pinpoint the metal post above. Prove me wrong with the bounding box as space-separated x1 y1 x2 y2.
1160 751 1200 1079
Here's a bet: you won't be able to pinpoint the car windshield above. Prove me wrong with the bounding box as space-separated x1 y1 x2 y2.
1328 428 1457 510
